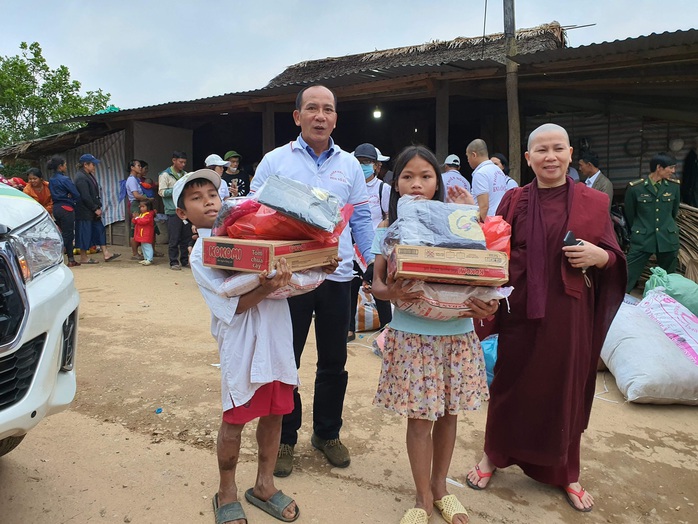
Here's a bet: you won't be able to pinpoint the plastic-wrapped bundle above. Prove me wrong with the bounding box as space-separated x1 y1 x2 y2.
255 174 341 232
211 197 261 237
381 196 485 257
394 281 513 321
227 204 353 243
219 268 327 300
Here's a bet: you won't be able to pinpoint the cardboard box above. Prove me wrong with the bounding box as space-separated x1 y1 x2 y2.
389 245 508 286
202 237 338 273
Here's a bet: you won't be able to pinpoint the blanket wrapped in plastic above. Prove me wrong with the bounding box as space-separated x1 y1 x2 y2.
255 174 342 232
219 268 327 300
394 281 513 321
381 196 485 257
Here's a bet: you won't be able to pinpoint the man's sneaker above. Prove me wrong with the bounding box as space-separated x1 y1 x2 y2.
311 433 350 468
274 443 294 478
170 264 181 271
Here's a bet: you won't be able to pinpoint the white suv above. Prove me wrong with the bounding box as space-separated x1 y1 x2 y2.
0 183 79 457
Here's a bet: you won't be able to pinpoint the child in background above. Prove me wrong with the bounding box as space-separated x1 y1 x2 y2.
370 145 500 524
173 169 302 524
132 200 156 266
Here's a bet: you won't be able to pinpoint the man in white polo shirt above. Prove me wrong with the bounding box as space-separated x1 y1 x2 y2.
467 139 515 220
441 154 472 200
251 85 375 477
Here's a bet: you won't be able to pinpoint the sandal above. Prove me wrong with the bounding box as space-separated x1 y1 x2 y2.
434 494 468 523
466 463 495 490
563 485 593 513
104 253 121 262
82 259 99 265
244 488 299 522
212 493 247 524
400 508 430 524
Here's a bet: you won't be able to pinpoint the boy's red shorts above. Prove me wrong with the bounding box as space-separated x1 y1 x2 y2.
222 381 294 425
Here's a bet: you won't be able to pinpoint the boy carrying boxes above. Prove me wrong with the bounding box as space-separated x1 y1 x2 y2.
173 169 304 523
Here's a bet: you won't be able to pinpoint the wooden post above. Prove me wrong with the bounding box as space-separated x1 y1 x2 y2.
435 81 450 163
262 103 275 154
504 0 522 184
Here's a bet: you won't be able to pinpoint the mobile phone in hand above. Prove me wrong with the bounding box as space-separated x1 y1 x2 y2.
563 230 583 247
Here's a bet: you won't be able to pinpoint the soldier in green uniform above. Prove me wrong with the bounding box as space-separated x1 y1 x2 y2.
625 152 680 293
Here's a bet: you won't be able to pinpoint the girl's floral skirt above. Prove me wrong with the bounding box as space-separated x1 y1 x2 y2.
374 328 489 421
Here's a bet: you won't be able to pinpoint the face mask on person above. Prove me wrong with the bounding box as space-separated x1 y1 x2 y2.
361 163 375 179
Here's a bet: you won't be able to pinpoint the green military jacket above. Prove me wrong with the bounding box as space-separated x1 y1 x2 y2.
624 177 680 252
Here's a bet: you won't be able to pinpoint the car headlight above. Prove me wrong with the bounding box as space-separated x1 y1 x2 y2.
11 213 65 282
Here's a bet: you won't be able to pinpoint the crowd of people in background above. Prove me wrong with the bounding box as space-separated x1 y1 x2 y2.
0 147 256 271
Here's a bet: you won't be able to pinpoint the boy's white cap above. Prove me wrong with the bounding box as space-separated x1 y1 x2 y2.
204 153 230 167
172 169 221 209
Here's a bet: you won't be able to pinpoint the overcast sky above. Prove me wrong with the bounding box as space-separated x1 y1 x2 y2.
2 1 696 110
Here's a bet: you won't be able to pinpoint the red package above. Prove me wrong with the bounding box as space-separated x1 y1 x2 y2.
482 215 511 258
212 198 261 236
227 204 353 243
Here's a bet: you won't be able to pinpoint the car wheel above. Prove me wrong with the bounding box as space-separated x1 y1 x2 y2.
0 435 26 457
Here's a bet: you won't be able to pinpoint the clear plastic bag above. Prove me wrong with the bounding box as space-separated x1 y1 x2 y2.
255 174 341 232
394 281 513 321
381 196 485 257
220 268 327 299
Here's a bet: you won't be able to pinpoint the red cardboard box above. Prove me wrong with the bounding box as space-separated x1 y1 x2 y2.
202 237 338 273
389 245 508 286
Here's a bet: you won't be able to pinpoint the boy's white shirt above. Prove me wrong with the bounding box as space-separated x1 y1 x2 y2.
190 228 299 410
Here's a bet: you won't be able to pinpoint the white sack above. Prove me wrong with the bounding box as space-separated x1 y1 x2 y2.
601 302 698 405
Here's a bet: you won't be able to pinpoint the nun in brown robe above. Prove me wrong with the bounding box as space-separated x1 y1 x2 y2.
467 123 626 512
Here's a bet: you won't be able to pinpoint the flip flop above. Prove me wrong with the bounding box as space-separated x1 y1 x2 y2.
82 259 99 265
434 494 469 524
212 493 247 524
563 485 593 512
400 508 430 524
104 253 121 262
465 463 495 490
244 488 299 522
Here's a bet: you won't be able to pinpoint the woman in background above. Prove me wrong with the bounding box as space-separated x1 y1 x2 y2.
23 167 53 215
47 156 80 267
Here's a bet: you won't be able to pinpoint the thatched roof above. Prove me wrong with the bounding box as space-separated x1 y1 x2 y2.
267 22 565 88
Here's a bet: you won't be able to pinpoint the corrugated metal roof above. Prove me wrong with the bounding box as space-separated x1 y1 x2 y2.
60 59 504 124
512 28 698 65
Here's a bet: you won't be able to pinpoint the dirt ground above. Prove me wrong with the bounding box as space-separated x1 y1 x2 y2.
1 254 697 524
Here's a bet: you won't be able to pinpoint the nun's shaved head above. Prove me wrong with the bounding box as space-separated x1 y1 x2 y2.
527 123 570 150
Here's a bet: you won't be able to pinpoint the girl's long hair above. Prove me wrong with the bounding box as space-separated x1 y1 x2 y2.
387 145 444 224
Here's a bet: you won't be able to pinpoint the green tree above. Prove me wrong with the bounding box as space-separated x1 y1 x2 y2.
0 42 111 147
